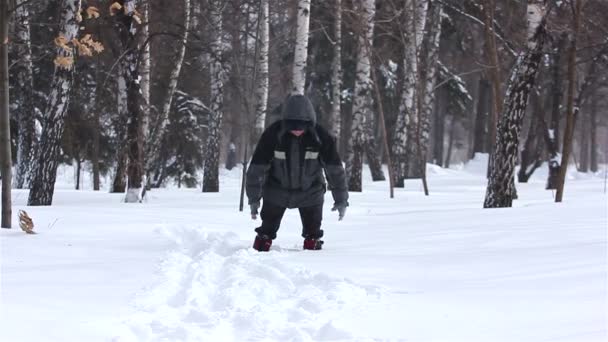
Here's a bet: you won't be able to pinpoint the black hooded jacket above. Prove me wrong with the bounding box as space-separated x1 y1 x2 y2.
246 95 348 208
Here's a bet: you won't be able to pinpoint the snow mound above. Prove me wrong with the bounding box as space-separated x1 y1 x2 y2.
114 227 379 341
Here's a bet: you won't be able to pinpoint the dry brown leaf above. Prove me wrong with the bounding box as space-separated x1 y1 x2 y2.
132 13 142 24
89 40 105 53
109 2 122 15
54 56 74 69
54 35 72 52
86 6 100 19
18 210 35 234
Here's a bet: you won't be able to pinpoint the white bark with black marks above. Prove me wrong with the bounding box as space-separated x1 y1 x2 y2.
291 0 311 95
418 0 443 178
484 0 547 208
391 0 427 186
146 0 191 173
13 0 36 189
28 0 81 206
254 0 269 137
330 0 342 140
203 0 225 192
346 0 377 191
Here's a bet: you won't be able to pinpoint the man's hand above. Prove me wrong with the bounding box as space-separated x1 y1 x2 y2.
250 202 260 220
331 202 347 221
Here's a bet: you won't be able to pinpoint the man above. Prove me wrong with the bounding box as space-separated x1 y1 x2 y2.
246 95 348 251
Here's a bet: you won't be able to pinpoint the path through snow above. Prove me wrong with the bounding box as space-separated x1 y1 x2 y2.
114 227 380 341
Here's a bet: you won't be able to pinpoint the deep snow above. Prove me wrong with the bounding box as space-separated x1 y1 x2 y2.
1 157 606 341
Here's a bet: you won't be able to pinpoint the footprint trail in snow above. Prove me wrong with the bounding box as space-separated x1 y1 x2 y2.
114 227 380 341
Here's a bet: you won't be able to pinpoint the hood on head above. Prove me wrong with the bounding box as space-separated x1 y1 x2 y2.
282 95 316 123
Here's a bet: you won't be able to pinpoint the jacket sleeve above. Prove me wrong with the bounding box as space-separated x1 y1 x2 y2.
246 126 276 204
317 126 349 206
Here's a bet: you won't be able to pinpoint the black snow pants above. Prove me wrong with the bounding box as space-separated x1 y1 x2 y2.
255 201 324 240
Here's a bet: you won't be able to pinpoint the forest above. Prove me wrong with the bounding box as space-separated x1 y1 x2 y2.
1 0 607 228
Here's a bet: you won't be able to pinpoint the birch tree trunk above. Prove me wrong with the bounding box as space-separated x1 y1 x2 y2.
0 1 11 227
405 0 428 178
202 0 224 192
254 0 269 138
330 0 342 140
291 0 311 95
546 34 565 189
28 0 81 206
146 0 190 173
483 0 503 169
116 0 145 203
483 0 548 208
345 0 379 191
13 0 36 189
140 0 150 144
417 0 442 183
391 0 427 186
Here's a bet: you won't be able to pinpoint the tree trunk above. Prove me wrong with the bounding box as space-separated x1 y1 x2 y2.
484 0 548 208
483 0 503 163
330 0 342 141
589 94 598 172
517 91 544 182
146 0 190 173
555 0 582 203
75 158 81 190
444 113 456 168
472 77 490 157
202 0 225 193
140 0 150 188
391 0 427 186
545 34 565 189
291 0 311 95
92 56 101 191
346 0 377 191
416 0 442 190
433 86 445 165
405 0 429 179
578 108 589 172
28 0 81 206
116 0 145 203
254 0 269 138
0 1 11 228
13 0 36 189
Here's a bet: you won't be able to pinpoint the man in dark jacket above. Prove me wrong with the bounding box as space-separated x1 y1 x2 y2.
246 95 349 251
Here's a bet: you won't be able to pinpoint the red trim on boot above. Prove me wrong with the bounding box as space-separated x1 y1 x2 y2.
303 238 323 250
253 235 272 252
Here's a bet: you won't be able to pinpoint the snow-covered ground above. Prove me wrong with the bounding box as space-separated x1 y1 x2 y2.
1 156 606 341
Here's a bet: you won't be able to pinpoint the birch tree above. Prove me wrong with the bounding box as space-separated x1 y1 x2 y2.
417 0 443 191
28 0 82 206
0 0 11 227
254 0 269 137
146 0 191 174
292 0 310 95
345 0 384 191
391 0 428 187
330 0 342 140
115 0 146 203
484 0 548 208
13 0 36 189
202 0 225 192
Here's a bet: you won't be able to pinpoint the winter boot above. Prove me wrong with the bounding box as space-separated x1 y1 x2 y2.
253 234 272 252
303 238 324 250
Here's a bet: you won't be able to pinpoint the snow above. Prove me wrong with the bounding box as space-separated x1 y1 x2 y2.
1 160 606 341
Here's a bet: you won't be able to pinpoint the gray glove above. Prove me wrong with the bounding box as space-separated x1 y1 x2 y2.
250 202 260 220
331 203 347 221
